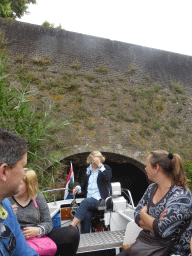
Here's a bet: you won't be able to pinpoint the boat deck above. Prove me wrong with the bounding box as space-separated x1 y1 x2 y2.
77 230 125 254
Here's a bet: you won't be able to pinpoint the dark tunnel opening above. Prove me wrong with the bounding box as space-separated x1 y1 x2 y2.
63 152 149 206
104 161 149 205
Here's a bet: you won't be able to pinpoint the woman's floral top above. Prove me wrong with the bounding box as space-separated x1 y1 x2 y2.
134 183 192 255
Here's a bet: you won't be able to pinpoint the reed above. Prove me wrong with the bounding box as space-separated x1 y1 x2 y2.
0 55 70 195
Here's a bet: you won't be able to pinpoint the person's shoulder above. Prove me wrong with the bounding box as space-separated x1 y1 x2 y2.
36 193 46 202
36 193 45 199
171 185 191 196
2 198 11 207
142 183 157 195
148 183 157 190
103 164 112 170
1 198 15 215
171 185 187 192
168 186 192 212
169 185 192 203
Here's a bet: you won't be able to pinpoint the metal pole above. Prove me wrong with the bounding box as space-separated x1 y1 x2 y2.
41 188 67 193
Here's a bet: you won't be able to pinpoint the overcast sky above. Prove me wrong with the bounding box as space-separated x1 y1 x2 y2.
17 0 192 56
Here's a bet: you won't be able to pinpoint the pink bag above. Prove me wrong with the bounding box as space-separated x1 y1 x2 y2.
26 199 57 256
26 236 57 256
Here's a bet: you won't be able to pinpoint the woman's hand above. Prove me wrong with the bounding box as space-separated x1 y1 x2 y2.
12 203 18 214
140 205 148 217
139 207 166 233
94 157 102 168
139 206 149 229
73 187 78 195
139 206 155 233
23 227 40 239
159 209 166 220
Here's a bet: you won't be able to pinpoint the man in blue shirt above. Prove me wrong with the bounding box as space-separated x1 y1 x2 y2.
71 151 112 233
0 128 38 255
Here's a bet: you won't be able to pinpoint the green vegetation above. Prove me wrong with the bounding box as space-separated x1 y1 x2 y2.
126 65 137 74
0 30 8 57
16 65 41 84
14 55 25 64
0 55 70 196
42 21 63 30
185 160 192 190
85 73 95 82
70 61 82 70
94 66 108 74
31 56 51 66
170 78 184 94
42 21 54 28
0 0 36 19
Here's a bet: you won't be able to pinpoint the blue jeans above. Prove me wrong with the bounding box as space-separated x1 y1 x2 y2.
75 197 99 233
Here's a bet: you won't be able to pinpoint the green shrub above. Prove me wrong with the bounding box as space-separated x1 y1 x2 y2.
126 65 137 74
170 117 181 128
138 127 152 137
31 56 51 66
152 122 162 130
86 123 95 130
94 66 108 74
170 79 184 94
14 55 25 64
62 71 76 81
156 103 164 112
16 65 41 84
70 61 82 70
0 55 70 193
0 30 8 57
42 21 54 28
184 160 192 189
65 80 80 91
154 82 162 92
85 73 95 82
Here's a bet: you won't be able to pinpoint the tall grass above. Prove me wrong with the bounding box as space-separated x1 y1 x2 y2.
0 55 70 195
184 160 192 190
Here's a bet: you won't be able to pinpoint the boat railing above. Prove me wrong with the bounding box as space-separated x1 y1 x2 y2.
41 188 67 204
41 188 67 193
42 187 135 209
122 189 135 209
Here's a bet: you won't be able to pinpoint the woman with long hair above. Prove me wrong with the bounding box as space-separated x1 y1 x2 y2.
118 150 192 256
8 169 80 256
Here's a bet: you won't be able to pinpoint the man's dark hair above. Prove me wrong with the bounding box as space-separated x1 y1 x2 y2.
0 128 28 167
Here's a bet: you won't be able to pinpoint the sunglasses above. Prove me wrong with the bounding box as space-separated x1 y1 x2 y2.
0 223 16 255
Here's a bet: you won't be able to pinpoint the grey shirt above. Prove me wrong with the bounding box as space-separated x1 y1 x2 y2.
8 193 53 236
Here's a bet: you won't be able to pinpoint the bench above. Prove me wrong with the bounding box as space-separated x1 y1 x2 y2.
77 230 125 255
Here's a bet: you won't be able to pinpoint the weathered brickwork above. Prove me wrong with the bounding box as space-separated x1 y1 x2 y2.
1 18 192 170
1 18 192 94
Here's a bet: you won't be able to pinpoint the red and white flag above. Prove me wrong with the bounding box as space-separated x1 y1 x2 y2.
64 162 74 199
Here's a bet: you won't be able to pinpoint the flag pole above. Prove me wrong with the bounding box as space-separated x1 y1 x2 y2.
64 161 74 200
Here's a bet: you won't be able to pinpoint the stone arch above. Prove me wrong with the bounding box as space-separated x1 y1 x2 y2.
62 146 149 205
63 145 147 166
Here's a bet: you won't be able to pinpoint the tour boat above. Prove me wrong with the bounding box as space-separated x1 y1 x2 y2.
45 182 140 255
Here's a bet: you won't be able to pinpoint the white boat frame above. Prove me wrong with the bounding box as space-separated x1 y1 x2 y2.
44 185 136 255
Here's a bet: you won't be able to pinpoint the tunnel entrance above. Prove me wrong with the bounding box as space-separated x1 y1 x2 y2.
63 152 149 205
